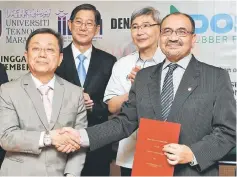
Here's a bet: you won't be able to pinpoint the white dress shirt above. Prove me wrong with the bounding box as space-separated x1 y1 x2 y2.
71 43 92 73
160 54 192 95
31 74 56 147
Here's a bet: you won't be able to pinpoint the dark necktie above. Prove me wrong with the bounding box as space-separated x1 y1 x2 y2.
161 63 178 121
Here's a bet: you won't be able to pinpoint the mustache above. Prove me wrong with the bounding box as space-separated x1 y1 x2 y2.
165 40 183 46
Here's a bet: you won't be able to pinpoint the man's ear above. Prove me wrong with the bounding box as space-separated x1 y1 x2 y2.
95 25 100 36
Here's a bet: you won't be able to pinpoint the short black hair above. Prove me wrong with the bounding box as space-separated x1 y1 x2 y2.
160 12 195 33
69 4 101 26
25 28 63 53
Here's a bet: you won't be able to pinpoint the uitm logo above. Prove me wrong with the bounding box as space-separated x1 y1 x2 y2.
55 10 103 37
56 10 71 35
170 5 236 34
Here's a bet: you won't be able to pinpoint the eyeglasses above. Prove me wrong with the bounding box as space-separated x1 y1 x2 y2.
29 47 57 55
161 28 194 37
131 23 159 31
72 20 96 29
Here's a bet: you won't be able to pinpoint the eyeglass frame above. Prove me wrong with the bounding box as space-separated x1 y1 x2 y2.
131 23 160 31
160 27 194 37
70 20 97 29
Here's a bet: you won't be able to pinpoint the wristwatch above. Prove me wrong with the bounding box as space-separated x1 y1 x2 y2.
43 131 52 146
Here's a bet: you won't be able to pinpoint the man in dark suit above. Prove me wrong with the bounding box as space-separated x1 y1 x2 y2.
0 63 8 168
56 4 116 176
59 12 236 176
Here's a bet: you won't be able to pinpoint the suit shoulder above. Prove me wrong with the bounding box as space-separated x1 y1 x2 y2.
135 64 160 83
198 60 227 76
139 64 160 75
57 76 83 91
94 48 117 61
63 44 71 52
1 75 22 90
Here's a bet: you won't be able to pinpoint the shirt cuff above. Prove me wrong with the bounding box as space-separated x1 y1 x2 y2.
79 129 90 147
189 154 198 166
39 132 45 148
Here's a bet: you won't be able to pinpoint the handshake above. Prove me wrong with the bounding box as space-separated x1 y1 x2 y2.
49 127 81 154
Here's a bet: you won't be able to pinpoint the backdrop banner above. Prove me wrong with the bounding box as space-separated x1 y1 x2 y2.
0 1 236 99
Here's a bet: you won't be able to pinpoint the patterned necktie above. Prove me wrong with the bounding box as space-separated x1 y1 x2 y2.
161 63 178 121
77 54 87 87
38 85 52 123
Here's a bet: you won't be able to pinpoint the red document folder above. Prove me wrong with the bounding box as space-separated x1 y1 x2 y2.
132 118 181 176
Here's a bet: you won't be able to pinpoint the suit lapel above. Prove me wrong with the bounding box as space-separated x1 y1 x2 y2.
147 63 163 119
168 56 200 120
64 43 81 86
22 73 49 130
49 75 64 130
83 46 100 90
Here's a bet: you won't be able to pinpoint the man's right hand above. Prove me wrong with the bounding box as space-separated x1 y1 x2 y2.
127 66 141 83
50 130 80 153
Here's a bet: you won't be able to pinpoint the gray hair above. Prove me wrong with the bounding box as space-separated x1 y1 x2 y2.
131 7 161 25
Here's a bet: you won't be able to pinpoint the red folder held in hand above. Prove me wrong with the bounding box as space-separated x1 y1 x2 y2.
132 118 181 176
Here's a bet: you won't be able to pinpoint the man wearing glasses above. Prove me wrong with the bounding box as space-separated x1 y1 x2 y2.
60 12 236 176
103 7 164 176
56 4 116 176
0 28 87 176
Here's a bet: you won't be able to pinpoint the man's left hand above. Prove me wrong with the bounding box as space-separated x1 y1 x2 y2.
162 143 194 165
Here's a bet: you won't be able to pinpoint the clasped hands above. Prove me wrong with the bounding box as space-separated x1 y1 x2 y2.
50 127 81 153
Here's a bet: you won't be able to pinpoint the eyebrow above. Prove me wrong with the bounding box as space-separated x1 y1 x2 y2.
74 17 94 21
132 22 152 25
30 42 55 46
177 27 189 30
162 27 189 30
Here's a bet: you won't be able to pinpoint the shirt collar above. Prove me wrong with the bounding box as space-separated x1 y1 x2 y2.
136 47 163 64
71 43 92 61
163 53 192 70
31 74 55 90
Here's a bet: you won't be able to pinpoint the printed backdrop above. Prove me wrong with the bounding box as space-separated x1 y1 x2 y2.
0 1 236 99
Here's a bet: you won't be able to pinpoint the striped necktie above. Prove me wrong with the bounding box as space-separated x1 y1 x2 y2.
161 63 178 121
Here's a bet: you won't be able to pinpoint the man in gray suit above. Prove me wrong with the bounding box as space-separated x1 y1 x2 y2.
60 13 236 176
0 28 87 176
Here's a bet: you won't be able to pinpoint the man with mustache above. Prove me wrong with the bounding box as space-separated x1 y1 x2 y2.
56 4 116 176
60 12 236 176
103 7 164 176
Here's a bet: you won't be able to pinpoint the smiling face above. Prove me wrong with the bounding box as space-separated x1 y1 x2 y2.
68 10 100 47
25 33 62 77
131 14 160 51
160 14 196 62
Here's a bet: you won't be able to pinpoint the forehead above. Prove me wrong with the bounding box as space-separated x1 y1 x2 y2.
161 14 192 30
132 14 156 24
29 33 58 46
74 10 95 21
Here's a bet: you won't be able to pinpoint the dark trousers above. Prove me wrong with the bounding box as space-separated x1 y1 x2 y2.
81 159 110 176
120 166 132 176
0 148 5 168
81 145 112 176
